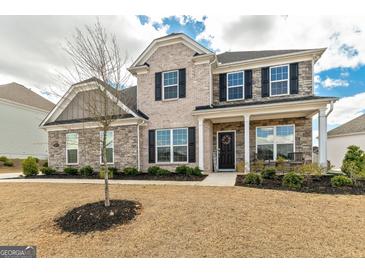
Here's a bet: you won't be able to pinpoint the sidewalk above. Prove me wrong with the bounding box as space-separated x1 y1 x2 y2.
0 172 237 187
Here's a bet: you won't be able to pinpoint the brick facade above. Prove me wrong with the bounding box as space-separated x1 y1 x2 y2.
48 125 138 171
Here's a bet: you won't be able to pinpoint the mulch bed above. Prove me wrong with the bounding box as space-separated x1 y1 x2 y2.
236 174 365 195
55 200 142 234
23 173 207 181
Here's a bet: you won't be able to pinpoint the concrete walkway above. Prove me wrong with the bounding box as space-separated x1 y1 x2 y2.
0 172 22 179
0 172 237 187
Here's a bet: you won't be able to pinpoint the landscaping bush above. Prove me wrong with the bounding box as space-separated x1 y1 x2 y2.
41 167 57 175
331 175 353 187
22 156 39 177
43 161 48 168
341 145 365 178
236 161 245 173
156 168 171 176
282 172 303 190
244 173 262 185
123 167 139 176
79 165 94 177
148 166 161 175
64 167 78 175
251 160 264 172
99 167 114 179
261 167 276 179
297 163 324 177
0 156 8 162
175 165 189 174
192 166 203 176
3 160 13 167
276 156 287 174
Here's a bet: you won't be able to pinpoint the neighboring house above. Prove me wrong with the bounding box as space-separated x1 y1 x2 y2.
0 82 54 159
328 113 365 169
41 33 336 173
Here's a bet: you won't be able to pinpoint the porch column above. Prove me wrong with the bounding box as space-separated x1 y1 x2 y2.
244 114 250 173
318 108 327 168
198 118 204 171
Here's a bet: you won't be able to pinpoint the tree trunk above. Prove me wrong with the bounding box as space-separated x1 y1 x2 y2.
102 132 110 207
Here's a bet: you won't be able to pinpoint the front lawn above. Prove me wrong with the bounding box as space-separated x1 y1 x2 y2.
1 183 364 257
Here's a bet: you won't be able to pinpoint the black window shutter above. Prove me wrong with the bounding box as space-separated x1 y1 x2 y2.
290 63 299 94
155 72 162 101
219 73 227 101
148 130 155 163
244 70 253 99
179 68 186 98
188 127 196 163
261 67 270 97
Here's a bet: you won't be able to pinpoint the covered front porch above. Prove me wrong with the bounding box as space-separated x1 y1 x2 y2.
194 97 335 173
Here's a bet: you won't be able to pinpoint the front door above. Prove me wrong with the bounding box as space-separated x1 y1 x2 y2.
218 131 235 170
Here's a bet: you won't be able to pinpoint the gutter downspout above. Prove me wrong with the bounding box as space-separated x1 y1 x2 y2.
209 56 217 107
326 100 334 117
137 120 145 172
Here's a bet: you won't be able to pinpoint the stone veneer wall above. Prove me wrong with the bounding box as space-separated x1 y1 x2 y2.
48 125 138 171
212 117 312 169
212 60 313 105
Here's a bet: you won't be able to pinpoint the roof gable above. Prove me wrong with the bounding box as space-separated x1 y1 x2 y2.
130 33 213 68
328 113 365 137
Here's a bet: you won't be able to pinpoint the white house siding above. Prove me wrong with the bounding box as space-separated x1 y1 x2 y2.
0 99 49 159
328 133 365 169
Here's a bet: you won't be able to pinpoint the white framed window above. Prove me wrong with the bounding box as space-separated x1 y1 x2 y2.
227 71 244 101
162 70 179 100
66 133 78 165
256 125 295 160
270 64 289 96
100 131 114 164
156 128 188 163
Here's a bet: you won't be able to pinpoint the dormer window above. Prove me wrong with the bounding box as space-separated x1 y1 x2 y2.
163 70 179 100
227 71 244 101
270 65 289 96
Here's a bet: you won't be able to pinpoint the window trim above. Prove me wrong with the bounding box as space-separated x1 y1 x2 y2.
155 128 189 164
162 70 179 101
66 133 79 165
255 124 296 161
226 71 245 101
269 64 290 97
100 130 115 165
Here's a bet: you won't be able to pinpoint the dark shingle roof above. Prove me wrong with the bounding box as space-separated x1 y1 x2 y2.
217 49 319 64
0 82 54 111
328 113 365 137
196 95 336 111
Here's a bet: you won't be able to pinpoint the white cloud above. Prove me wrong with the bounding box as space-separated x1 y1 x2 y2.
196 15 365 73
328 92 365 126
321 77 349 88
0 16 168 102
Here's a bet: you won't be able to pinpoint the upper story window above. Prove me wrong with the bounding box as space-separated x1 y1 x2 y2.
163 70 179 100
227 71 244 101
66 133 78 165
100 131 114 164
270 65 289 96
156 128 188 163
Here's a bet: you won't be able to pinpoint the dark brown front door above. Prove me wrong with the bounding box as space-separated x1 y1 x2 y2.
218 131 235 170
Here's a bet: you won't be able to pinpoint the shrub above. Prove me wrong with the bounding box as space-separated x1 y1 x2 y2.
244 173 262 185
22 156 39 177
41 167 56 175
282 172 303 190
175 165 189 174
252 160 264 172
276 156 287 174
331 175 353 187
99 167 115 179
43 161 48 168
297 163 324 177
236 161 245 173
341 145 365 177
63 167 78 175
157 168 171 176
3 160 13 167
148 166 161 175
79 165 94 177
261 167 276 179
123 167 139 176
33 157 40 163
0 156 8 162
192 166 203 176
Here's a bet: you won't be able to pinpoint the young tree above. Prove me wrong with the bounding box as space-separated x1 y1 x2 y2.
62 20 130 207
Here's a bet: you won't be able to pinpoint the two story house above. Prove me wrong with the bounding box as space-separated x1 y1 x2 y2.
41 33 336 173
